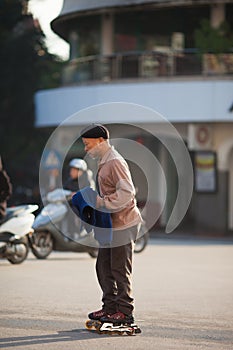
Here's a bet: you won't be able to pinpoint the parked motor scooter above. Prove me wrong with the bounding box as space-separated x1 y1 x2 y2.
0 204 38 264
30 189 99 259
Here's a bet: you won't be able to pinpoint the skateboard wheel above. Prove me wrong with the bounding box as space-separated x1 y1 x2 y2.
134 328 141 334
85 320 93 329
126 330 134 335
94 321 101 329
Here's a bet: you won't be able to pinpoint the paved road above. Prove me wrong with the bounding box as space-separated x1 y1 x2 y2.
0 237 233 349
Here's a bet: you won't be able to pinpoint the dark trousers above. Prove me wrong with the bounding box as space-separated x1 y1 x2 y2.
96 225 138 316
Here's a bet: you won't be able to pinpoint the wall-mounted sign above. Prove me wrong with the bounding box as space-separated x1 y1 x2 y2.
41 150 61 170
188 124 212 150
194 151 217 193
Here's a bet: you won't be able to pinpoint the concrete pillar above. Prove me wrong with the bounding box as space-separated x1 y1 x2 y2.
210 3 225 28
101 13 114 55
69 31 79 59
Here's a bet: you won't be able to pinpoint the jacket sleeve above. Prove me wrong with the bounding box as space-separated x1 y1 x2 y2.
97 159 135 212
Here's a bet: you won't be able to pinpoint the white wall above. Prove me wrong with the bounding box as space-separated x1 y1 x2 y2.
35 79 233 127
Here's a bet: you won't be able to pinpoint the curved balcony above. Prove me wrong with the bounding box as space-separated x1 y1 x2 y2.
62 49 233 85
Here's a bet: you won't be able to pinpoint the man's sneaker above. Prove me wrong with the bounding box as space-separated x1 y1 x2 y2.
88 309 107 320
100 311 134 324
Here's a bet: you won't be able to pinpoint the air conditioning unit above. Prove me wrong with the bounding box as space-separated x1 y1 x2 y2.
188 124 213 150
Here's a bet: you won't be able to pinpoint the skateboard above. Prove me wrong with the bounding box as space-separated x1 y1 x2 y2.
85 319 141 335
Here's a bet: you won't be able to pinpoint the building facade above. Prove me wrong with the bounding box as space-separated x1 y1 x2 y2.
35 0 233 234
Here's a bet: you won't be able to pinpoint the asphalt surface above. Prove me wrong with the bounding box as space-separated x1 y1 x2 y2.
0 236 233 349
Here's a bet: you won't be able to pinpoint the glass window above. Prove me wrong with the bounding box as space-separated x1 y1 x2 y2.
70 15 101 57
114 6 210 52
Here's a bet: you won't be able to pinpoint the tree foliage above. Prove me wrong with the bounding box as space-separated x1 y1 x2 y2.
0 0 65 203
194 19 233 53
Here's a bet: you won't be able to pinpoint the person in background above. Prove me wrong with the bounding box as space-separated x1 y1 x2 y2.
0 156 12 223
63 158 95 193
63 158 95 238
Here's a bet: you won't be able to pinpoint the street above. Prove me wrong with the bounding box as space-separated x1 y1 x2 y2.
0 237 233 350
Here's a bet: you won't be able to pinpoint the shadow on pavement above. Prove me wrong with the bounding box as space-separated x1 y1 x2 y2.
0 328 111 348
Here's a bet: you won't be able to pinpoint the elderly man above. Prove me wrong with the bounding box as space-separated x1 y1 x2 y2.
80 123 142 324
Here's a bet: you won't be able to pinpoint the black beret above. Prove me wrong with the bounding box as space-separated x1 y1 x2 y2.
80 123 109 139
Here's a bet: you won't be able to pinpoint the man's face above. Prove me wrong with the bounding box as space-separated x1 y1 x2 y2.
82 138 102 159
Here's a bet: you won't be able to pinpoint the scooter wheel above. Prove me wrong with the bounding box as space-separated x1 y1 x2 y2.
88 249 98 258
7 243 29 264
31 231 53 259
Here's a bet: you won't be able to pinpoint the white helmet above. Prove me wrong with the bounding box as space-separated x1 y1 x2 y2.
69 158 87 171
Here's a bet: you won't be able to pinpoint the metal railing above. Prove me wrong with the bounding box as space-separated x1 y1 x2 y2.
62 50 233 85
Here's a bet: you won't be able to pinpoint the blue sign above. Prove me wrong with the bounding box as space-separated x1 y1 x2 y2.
41 150 61 170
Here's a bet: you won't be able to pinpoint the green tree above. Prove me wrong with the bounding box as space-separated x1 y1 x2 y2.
194 19 233 53
0 0 65 203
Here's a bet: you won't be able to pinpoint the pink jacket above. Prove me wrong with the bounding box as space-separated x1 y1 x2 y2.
96 145 142 230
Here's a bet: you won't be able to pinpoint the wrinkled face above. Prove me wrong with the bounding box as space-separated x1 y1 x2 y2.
82 137 103 159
